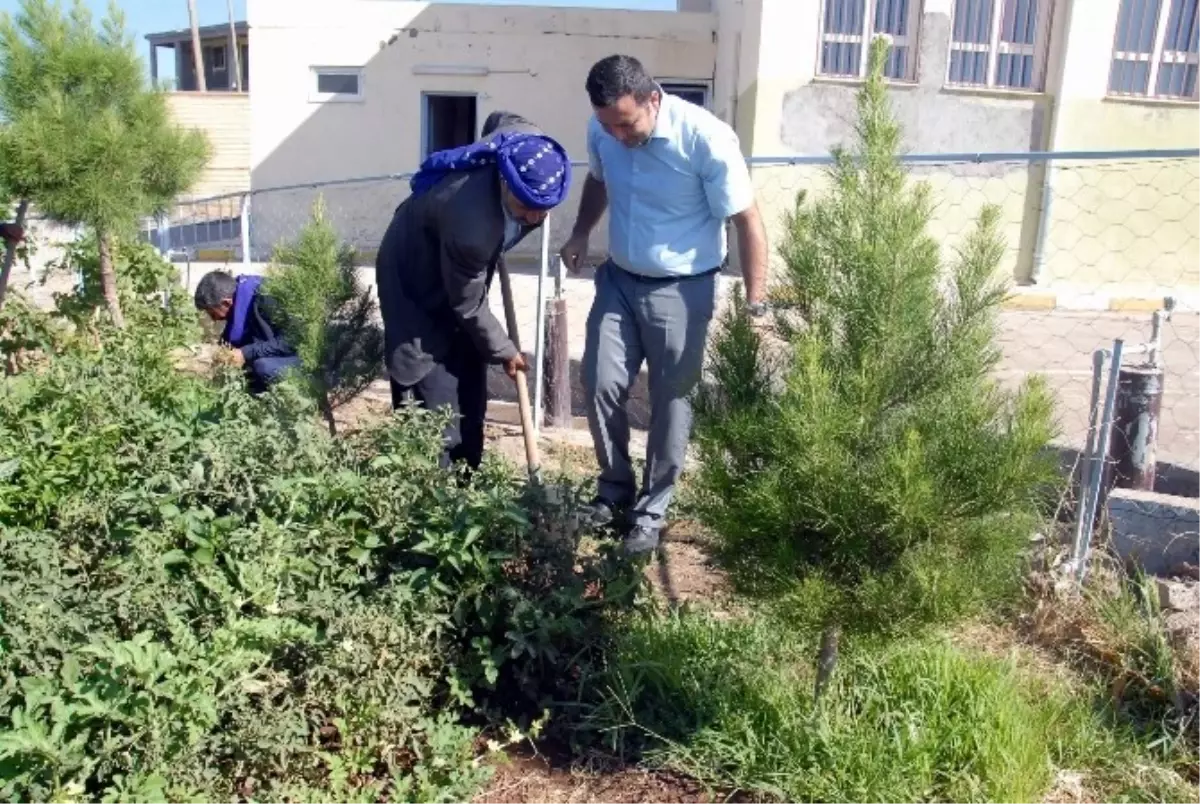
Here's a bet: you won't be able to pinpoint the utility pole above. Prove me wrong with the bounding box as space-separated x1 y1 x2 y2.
187 0 207 92
226 0 242 91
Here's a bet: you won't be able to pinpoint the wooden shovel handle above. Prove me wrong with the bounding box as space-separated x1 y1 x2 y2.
496 259 541 478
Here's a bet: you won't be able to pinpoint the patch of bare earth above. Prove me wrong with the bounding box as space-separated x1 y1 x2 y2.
476 750 739 804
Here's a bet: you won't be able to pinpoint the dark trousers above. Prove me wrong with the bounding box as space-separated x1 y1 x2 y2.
390 336 488 470
246 355 302 395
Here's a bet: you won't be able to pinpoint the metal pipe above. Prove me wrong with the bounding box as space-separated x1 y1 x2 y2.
532 212 551 434
1147 296 1175 368
1076 338 1125 584
1073 347 1107 568
240 193 252 271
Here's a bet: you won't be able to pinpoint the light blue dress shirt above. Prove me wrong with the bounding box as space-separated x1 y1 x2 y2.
587 91 754 278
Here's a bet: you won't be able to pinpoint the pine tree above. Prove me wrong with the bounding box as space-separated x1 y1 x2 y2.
0 0 209 324
265 198 385 435
693 38 1057 629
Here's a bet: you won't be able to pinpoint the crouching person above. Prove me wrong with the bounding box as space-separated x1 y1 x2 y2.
194 270 301 393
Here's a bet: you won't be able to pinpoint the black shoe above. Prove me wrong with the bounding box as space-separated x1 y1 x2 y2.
622 524 661 556
578 497 619 529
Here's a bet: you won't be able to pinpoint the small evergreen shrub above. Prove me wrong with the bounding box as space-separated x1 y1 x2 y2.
265 199 385 434
692 38 1057 629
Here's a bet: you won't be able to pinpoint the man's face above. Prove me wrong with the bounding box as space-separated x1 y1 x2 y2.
502 185 549 227
594 91 660 148
204 298 233 322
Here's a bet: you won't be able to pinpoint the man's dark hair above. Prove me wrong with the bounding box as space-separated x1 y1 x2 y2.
194 270 237 310
586 55 658 108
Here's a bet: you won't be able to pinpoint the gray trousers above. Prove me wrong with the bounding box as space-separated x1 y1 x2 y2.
582 261 718 529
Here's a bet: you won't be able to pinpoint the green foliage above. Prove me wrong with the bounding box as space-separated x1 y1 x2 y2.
691 37 1057 629
0 0 209 235
46 232 197 331
0 324 635 801
579 611 1196 803
265 198 385 433
0 0 208 323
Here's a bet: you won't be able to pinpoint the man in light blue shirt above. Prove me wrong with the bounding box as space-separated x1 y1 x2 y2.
560 54 769 555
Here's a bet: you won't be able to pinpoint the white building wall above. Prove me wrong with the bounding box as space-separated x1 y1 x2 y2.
246 0 717 260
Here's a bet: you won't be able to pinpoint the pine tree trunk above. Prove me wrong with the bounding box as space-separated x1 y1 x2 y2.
320 393 337 436
97 230 126 328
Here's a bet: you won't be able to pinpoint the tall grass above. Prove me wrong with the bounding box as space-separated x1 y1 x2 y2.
579 610 1197 803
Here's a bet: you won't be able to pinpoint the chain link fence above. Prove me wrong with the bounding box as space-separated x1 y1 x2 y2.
150 150 1199 495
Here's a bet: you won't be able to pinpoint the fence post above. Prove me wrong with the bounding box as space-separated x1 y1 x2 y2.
157 211 171 258
532 212 550 433
240 192 252 270
544 260 571 429
1075 339 1125 584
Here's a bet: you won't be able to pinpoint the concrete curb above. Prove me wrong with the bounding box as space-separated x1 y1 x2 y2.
1003 289 1196 313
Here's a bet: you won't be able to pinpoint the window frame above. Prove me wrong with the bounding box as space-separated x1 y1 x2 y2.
1108 0 1199 101
944 0 1054 91
208 44 227 72
657 79 712 108
309 66 365 103
815 0 922 83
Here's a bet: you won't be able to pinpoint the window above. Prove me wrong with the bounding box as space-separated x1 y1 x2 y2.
947 0 1051 90
1109 0 1199 99
310 67 364 102
208 45 227 72
659 81 711 108
817 0 919 81
423 93 477 158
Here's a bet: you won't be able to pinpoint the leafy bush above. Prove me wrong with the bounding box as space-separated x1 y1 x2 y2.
0 232 197 373
691 38 1056 629
0 321 635 801
265 199 384 434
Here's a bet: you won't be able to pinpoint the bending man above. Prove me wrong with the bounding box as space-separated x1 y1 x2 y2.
375 112 571 469
194 270 301 394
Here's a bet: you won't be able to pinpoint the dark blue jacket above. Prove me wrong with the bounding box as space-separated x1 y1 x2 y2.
222 276 296 363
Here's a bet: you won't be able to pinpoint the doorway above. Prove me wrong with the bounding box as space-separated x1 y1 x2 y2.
422 93 478 159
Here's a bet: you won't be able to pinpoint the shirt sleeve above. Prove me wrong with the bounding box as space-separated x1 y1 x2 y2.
586 117 605 183
696 122 754 220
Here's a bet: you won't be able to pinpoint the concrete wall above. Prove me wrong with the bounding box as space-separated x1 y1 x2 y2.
1037 0 1199 298
167 93 252 200
727 0 1050 284
723 0 1198 299
247 0 717 260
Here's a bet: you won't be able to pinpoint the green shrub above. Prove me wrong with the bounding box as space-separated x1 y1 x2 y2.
0 323 635 801
264 199 385 434
692 38 1057 629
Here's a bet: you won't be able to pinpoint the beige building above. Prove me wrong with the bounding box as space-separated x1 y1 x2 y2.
156 0 1198 303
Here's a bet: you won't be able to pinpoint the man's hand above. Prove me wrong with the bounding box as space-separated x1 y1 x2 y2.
504 352 528 379
215 346 246 368
559 234 589 274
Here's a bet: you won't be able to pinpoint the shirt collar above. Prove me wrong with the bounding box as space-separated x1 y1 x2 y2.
648 85 673 143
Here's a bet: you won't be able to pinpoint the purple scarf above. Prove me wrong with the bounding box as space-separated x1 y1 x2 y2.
409 131 571 210
222 274 265 348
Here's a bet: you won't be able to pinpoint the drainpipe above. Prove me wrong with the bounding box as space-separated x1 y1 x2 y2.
1029 0 1077 285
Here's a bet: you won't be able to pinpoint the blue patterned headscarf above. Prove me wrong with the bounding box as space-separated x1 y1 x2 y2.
409 132 572 210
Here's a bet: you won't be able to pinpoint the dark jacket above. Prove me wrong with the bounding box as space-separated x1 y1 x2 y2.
375 111 542 386
229 291 294 363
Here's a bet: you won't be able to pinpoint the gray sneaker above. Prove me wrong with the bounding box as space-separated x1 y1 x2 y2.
578 497 618 529
623 524 661 556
